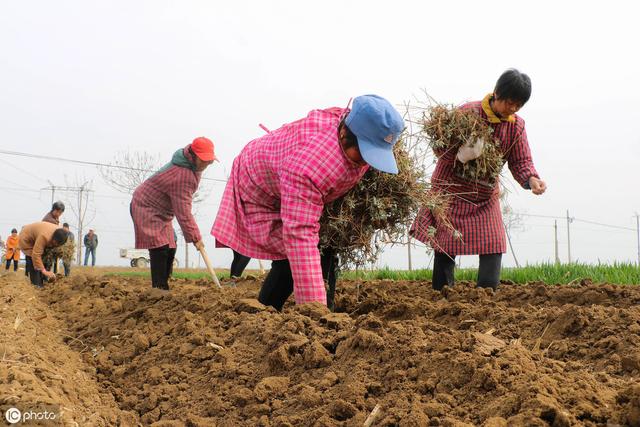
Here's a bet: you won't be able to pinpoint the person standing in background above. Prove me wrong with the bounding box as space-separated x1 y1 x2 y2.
4 229 20 271
83 229 98 266
43 201 65 225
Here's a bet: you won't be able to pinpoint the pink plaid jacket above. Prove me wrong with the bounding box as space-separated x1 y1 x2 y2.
131 147 202 249
211 107 368 304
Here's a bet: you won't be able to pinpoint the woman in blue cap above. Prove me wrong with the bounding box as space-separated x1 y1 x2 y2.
212 94 404 310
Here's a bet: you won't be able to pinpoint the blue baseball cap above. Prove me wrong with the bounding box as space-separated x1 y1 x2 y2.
345 94 404 174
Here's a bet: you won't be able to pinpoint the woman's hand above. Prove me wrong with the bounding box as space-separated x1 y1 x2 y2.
529 176 547 195
193 240 205 251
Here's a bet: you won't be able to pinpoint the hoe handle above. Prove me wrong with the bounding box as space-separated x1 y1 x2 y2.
198 246 222 289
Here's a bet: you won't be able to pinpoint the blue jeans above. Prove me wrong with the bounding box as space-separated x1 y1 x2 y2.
84 247 96 266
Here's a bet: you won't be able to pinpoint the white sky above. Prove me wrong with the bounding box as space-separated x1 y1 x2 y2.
1 1 639 269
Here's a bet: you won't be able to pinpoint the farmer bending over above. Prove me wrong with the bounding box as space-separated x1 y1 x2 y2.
18 222 68 288
411 69 546 291
211 95 404 310
131 137 217 290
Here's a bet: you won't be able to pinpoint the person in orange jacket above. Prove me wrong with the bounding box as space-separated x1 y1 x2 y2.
5 228 20 271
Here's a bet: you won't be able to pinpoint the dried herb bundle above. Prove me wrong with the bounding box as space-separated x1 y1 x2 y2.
319 139 454 268
422 105 504 184
43 239 76 265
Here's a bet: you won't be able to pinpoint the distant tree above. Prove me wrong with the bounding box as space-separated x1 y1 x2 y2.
98 151 162 195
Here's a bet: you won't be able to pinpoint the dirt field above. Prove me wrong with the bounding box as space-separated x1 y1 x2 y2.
2 268 640 426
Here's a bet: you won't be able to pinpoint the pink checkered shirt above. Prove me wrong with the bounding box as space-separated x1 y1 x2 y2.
211 107 368 304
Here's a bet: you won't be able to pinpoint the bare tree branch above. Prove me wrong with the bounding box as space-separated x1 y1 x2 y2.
98 151 162 195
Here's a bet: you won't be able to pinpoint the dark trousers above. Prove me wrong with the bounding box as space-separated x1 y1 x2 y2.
258 248 338 311
44 258 58 274
320 248 338 311
230 250 251 278
5 259 18 271
25 256 44 287
149 245 176 290
432 251 502 291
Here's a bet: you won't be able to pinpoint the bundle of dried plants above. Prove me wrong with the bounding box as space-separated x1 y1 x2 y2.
319 137 455 269
422 104 504 184
43 239 76 266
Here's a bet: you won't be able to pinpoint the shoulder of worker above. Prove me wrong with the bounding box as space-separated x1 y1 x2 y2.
459 100 483 113
282 106 344 133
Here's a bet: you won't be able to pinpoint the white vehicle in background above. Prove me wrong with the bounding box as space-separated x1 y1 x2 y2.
119 248 178 268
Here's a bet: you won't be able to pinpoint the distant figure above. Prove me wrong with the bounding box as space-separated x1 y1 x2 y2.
4 228 20 271
43 201 65 225
62 223 75 276
83 229 98 266
18 222 68 288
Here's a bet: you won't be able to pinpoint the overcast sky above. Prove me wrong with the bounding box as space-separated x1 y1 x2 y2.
1 1 639 269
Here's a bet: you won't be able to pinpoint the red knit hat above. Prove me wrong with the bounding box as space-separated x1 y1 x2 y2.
190 137 217 161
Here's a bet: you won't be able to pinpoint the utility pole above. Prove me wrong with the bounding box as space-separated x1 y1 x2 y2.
566 210 573 264
42 180 56 206
76 184 87 264
554 220 560 264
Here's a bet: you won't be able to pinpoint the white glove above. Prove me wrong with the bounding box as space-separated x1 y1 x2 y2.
456 138 485 164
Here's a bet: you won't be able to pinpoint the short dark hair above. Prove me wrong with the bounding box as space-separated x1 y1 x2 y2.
11 228 17 233
62 223 70 228
494 68 532 106
338 120 359 150
52 201 65 212
52 229 69 246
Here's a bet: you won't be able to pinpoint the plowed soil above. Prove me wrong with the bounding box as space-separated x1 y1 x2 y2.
2 269 640 426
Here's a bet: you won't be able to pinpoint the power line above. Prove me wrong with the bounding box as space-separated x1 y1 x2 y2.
0 158 48 184
520 212 635 232
520 213 565 220
0 186 40 193
0 149 228 183
572 218 635 231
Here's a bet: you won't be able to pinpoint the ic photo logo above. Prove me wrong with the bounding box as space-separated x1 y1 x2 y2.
4 407 21 424
3 405 58 425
